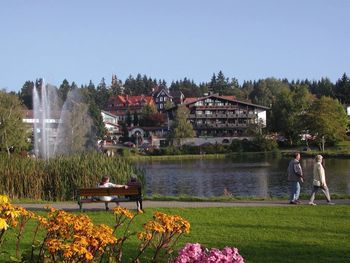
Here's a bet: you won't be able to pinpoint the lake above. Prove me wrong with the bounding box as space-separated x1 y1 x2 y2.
137 155 350 198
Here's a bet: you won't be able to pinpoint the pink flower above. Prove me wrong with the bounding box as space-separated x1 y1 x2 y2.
173 243 244 263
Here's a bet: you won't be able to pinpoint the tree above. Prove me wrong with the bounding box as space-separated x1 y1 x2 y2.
120 122 130 142
139 104 165 127
164 100 174 110
58 79 71 103
334 73 350 104
269 85 313 146
310 78 334 98
81 82 106 139
95 78 110 109
250 78 289 107
133 112 139 126
170 78 200 98
303 96 348 151
0 91 28 155
110 75 123 96
126 111 132 127
19 81 35 109
168 105 195 146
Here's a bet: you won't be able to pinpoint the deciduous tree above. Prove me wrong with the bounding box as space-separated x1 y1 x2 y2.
303 96 348 151
168 105 195 146
0 91 28 155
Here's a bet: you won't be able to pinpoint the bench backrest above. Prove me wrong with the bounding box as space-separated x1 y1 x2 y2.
78 186 140 197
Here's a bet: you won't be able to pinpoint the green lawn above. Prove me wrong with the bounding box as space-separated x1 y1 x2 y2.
1 206 349 262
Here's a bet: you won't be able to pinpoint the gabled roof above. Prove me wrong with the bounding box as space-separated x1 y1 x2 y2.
152 86 172 98
101 110 119 118
179 94 270 110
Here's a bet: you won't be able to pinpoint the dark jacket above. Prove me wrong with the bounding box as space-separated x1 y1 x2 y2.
287 159 303 182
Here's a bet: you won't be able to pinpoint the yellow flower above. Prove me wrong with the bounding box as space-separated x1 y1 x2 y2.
37 216 48 226
4 209 21 219
85 251 93 260
0 218 9 230
0 195 9 205
113 207 134 219
137 231 152 241
45 239 62 253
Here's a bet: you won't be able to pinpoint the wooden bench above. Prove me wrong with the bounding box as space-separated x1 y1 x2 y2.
77 186 142 212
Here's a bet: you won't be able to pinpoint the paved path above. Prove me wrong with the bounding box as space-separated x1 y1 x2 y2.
18 199 350 212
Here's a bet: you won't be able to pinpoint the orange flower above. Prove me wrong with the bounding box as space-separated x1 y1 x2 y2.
113 207 134 219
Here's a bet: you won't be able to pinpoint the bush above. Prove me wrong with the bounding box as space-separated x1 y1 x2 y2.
229 136 278 152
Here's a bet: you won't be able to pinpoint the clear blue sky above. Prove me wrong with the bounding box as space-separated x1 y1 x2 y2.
1 0 349 92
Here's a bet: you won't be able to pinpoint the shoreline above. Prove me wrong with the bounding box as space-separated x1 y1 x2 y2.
129 150 350 161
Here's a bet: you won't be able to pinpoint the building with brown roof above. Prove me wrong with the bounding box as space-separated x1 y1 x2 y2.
106 95 155 122
167 94 269 137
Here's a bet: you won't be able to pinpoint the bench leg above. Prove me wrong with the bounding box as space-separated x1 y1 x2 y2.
105 202 109 211
78 202 82 212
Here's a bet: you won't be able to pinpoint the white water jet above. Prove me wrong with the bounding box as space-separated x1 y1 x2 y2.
33 80 96 159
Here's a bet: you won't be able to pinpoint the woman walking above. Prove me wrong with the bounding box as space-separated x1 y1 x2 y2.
309 155 335 205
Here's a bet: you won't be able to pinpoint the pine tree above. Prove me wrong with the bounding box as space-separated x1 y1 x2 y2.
19 81 35 109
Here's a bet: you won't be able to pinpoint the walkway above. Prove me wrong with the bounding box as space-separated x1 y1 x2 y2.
18 199 350 211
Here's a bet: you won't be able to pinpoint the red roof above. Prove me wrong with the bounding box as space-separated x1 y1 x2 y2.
109 95 154 106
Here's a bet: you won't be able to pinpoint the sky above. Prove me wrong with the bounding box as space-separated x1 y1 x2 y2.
1 0 350 92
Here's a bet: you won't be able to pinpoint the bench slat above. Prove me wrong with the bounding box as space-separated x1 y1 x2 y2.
78 186 139 197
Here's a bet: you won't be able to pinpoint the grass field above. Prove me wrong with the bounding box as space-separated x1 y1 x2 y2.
1 206 349 262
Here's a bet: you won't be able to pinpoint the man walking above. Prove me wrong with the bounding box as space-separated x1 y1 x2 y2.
287 152 304 204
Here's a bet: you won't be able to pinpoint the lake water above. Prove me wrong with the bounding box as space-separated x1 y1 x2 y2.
137 156 350 198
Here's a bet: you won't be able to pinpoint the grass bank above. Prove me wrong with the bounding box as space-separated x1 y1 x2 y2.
2 206 349 262
130 151 282 161
129 153 227 161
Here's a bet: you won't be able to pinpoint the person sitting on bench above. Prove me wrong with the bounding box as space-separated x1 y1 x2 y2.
127 176 142 212
98 176 127 210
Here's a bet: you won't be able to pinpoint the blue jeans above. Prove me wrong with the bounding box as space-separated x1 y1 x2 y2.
289 181 300 202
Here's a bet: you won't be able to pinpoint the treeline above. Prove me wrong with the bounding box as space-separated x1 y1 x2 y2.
12 71 350 146
17 72 350 110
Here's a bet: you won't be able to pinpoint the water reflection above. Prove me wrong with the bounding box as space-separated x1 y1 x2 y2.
137 156 350 198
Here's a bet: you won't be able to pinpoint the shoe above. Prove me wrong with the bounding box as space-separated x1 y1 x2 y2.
289 201 298 205
308 202 317 206
327 202 335 205
296 200 302 204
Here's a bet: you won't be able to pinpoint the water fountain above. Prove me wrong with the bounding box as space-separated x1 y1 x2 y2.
33 80 96 159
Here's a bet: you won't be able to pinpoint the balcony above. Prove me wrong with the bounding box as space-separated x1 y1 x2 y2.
194 122 248 129
189 113 257 119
